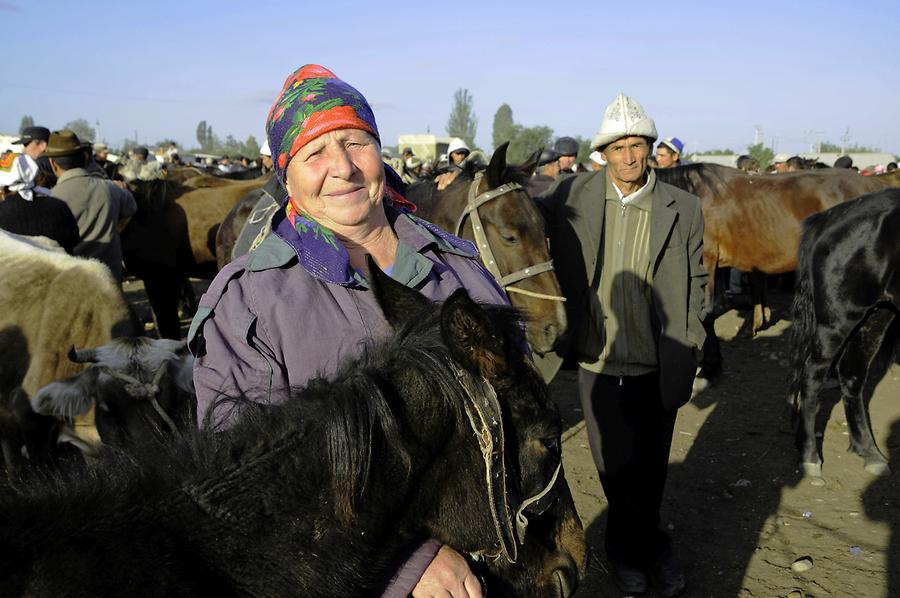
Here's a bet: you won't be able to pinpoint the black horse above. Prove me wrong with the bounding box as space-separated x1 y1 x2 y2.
789 188 900 477
0 260 585 597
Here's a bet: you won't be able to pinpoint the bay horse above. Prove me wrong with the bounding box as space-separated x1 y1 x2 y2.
655 164 887 383
407 143 567 356
0 261 585 597
789 188 899 477
122 174 270 338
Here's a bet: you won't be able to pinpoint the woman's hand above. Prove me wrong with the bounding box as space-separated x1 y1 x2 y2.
412 545 483 598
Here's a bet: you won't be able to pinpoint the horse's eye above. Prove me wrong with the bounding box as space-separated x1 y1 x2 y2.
541 437 560 454
499 229 518 244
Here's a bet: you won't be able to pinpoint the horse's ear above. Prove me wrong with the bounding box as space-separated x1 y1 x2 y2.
440 289 508 379
367 255 430 329
518 147 541 178
486 142 509 189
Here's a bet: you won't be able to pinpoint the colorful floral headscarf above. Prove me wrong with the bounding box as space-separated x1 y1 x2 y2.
266 64 380 184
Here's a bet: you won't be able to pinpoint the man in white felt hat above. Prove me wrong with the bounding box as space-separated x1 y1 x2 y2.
537 93 707 597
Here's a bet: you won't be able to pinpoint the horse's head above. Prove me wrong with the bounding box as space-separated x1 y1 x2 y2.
369 260 585 597
442 143 567 355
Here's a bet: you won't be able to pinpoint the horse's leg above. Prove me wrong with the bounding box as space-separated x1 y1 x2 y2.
836 309 896 476
142 271 182 340
750 271 769 336
695 264 724 389
796 349 831 477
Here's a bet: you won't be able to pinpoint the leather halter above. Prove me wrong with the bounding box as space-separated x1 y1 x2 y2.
455 174 565 303
96 361 181 436
450 361 562 564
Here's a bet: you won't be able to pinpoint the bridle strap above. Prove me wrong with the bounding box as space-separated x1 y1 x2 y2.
456 174 565 303
96 361 180 435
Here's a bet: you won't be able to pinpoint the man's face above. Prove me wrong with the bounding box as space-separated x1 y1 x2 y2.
261 155 273 168
773 161 788 173
601 136 650 187
655 146 678 168
450 151 467 165
96 150 108 161
558 155 577 171
24 140 47 160
541 161 561 178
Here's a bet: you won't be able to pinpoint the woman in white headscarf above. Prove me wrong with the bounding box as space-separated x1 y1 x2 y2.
0 154 80 253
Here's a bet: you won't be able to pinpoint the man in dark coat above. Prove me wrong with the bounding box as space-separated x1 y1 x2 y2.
538 93 707 597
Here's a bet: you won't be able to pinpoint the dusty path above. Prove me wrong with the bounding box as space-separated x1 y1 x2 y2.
558 292 899 598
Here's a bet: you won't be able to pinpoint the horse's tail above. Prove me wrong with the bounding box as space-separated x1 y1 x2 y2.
788 215 824 406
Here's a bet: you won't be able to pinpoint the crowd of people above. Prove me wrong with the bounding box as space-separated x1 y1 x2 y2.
2 66 898 598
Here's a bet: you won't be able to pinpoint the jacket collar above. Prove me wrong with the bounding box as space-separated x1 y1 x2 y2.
55 168 90 184
247 202 477 281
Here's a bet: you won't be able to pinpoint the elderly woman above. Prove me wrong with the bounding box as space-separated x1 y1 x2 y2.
189 65 501 598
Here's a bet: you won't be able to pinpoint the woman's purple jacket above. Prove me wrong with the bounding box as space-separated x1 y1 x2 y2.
188 204 507 596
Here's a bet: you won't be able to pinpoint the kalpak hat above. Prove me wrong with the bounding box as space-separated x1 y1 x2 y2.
591 93 658 150
13 126 51 146
43 129 84 158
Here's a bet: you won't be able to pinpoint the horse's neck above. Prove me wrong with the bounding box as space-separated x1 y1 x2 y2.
415 178 473 235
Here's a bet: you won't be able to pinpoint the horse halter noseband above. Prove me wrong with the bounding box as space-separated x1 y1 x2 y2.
95 361 181 436
449 361 563 564
455 173 566 304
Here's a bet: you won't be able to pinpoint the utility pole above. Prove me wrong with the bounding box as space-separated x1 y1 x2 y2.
840 127 851 154
95 119 101 143
753 125 763 146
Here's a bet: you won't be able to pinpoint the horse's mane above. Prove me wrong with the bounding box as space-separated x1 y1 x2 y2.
205 300 524 525
654 162 734 197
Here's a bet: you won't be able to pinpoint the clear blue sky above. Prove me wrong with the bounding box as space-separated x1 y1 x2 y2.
2 0 898 156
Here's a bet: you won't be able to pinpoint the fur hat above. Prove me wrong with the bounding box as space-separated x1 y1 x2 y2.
591 93 657 150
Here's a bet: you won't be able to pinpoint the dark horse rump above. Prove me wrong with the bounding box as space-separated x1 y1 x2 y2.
0 261 585 597
789 188 900 477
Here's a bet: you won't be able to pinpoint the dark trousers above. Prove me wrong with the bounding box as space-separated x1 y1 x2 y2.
578 369 677 568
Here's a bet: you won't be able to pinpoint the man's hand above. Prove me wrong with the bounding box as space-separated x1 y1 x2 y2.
435 171 460 192
412 545 483 598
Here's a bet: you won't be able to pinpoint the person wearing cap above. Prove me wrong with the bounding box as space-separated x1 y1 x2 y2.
92 143 119 180
655 137 685 169
0 152 80 254
45 130 137 282
771 153 790 173
258 140 274 175
446 138 470 168
188 64 508 598
735 154 759 173
833 155 853 169
588 151 606 171
538 93 705 596
526 148 562 197
15 126 53 175
553 136 580 174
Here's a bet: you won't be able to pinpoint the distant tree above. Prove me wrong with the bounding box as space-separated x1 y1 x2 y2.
18 115 34 134
492 104 517 151
573 135 592 164
119 138 140 155
508 125 554 164
196 120 212 151
241 135 261 159
64 118 96 142
819 140 880 153
446 88 478 149
694 148 735 155
747 142 775 171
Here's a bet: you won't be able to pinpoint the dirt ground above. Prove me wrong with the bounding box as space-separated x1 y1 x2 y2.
125 281 898 598
555 290 900 598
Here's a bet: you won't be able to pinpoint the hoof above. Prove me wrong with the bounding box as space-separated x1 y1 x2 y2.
802 462 823 477
864 461 891 476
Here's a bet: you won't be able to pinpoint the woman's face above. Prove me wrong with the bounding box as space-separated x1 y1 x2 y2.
285 129 385 231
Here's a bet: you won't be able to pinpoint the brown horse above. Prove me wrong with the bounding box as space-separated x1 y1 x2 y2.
122 175 271 338
656 164 888 335
407 143 567 356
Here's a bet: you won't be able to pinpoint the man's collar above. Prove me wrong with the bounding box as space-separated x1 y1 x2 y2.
55 167 89 184
608 169 656 205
